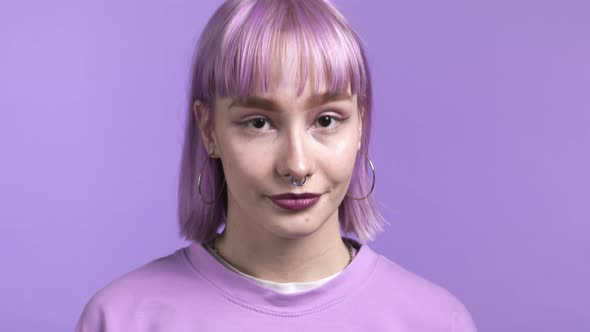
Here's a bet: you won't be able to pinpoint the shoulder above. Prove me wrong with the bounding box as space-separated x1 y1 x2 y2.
75 247 193 331
368 252 478 332
372 254 460 306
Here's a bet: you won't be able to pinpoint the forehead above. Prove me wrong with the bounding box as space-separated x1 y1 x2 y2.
233 90 355 112
212 30 359 110
221 50 355 108
216 81 355 111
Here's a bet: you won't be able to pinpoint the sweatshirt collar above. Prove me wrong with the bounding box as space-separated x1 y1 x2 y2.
183 237 380 316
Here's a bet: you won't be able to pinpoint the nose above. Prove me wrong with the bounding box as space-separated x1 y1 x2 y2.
276 130 314 183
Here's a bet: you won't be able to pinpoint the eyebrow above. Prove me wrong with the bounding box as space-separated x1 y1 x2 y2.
228 92 353 111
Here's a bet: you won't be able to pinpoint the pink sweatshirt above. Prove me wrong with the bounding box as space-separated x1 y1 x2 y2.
75 239 477 331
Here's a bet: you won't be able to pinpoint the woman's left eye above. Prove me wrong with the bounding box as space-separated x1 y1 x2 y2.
313 115 340 129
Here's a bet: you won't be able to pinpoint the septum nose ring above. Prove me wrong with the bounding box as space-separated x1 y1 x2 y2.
291 175 306 186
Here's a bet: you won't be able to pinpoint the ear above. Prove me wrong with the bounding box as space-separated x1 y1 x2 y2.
193 99 218 157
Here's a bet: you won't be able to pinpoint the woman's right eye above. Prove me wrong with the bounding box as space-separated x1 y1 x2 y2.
244 117 269 130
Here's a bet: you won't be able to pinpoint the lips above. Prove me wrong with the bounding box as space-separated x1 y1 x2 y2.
269 193 321 211
270 193 320 200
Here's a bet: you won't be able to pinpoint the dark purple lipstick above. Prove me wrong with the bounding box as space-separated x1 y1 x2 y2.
269 193 321 211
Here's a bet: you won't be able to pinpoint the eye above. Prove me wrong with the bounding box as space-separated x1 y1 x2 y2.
244 117 270 130
313 115 340 129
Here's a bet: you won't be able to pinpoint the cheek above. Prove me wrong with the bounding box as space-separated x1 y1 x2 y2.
217 136 272 191
319 131 359 185
324 148 357 183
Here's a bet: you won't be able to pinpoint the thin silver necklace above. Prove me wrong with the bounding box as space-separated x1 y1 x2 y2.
208 237 355 267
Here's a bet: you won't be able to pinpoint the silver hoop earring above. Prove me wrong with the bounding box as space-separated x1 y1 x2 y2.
345 149 376 200
197 154 226 204
291 175 306 186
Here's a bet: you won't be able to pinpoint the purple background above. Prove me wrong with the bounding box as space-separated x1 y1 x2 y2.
1 0 588 331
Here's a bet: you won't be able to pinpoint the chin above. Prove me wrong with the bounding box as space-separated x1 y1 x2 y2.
263 213 331 240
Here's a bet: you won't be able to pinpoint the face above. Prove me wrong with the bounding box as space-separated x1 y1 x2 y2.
196 78 363 242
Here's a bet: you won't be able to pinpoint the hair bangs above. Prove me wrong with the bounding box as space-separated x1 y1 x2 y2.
211 0 366 100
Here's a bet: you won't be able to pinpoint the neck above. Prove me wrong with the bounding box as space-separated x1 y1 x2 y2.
211 213 353 283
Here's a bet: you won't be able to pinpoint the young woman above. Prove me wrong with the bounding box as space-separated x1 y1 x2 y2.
76 0 477 330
